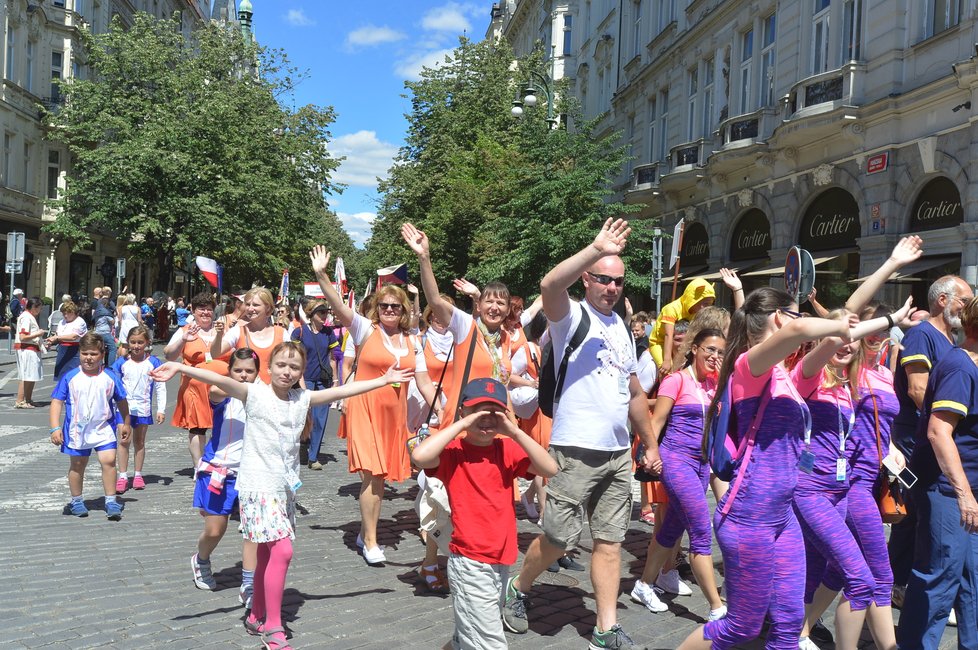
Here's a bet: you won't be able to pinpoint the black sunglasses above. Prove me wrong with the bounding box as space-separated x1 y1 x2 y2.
378 302 403 311
587 272 625 287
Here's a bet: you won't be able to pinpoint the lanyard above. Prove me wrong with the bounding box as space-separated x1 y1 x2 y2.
782 365 814 445
834 387 856 456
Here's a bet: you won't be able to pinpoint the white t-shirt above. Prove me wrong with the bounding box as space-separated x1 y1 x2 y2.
236 382 311 496
636 349 658 395
57 316 88 341
548 300 637 451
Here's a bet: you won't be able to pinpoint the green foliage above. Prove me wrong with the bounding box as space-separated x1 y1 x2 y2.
45 13 350 291
362 37 650 299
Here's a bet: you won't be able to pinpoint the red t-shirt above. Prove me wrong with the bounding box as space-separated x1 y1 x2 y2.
430 437 533 565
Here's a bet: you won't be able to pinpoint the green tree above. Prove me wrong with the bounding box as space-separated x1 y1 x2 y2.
45 12 348 291
362 38 647 299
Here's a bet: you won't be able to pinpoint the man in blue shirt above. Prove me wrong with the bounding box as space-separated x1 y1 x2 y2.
291 299 338 469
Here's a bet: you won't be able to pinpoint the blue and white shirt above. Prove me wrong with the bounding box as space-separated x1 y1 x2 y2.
199 396 246 474
53 368 127 450
109 355 167 418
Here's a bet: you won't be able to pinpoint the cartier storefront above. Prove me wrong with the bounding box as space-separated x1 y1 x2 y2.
798 188 862 306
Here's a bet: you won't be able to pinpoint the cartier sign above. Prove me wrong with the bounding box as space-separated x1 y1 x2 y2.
730 209 771 261
799 188 861 252
681 221 710 267
909 177 962 232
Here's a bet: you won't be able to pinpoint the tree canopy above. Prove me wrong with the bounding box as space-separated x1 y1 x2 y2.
360 38 647 300
46 12 356 292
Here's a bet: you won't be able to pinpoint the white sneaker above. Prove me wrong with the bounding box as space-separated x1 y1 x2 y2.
630 579 667 613
520 491 539 520
799 637 819 650
362 545 386 565
948 608 957 627
708 606 727 621
656 568 693 596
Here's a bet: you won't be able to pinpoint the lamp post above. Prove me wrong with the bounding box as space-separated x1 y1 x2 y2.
511 70 557 128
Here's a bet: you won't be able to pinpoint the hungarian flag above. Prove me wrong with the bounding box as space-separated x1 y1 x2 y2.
334 257 348 296
376 263 408 289
196 256 222 292
278 269 289 304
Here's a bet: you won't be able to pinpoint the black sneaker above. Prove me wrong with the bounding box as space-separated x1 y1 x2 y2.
589 624 645 649
810 617 833 644
501 577 529 634
558 555 585 571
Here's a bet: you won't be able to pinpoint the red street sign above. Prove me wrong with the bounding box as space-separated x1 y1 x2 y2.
867 152 889 174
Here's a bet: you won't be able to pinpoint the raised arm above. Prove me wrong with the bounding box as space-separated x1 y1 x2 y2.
402 223 454 325
309 246 356 327
308 364 414 407
845 236 922 312
747 315 850 377
540 218 631 323
150 361 249 402
720 268 745 310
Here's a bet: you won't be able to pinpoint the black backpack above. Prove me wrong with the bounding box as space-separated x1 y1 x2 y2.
538 305 591 418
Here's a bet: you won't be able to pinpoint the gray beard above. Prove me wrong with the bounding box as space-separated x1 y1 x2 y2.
944 303 962 331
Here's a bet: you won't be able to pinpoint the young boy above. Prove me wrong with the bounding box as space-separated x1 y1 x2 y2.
49 332 132 520
411 378 558 649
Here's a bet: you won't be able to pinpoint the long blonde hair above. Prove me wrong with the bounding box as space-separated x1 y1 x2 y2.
821 308 850 393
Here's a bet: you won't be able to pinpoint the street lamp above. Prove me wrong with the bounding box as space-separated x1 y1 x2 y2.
511 71 557 128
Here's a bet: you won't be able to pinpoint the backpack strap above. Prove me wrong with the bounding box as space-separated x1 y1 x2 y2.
553 305 591 409
452 321 480 422
719 376 773 516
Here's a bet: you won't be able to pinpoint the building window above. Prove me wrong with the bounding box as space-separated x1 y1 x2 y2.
926 0 961 38
54 0 66 6
6 23 15 81
842 0 862 60
23 141 31 193
739 29 754 115
687 67 698 141
656 0 675 34
760 14 777 106
813 0 831 73
658 89 669 162
633 0 644 58
626 114 636 175
75 0 85 16
25 40 34 93
647 98 656 161
702 58 714 137
51 51 63 103
563 14 573 55
47 150 61 199
1 133 10 186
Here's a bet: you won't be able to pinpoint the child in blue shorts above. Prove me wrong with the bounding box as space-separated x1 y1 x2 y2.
190 348 259 610
110 326 167 493
49 332 132 520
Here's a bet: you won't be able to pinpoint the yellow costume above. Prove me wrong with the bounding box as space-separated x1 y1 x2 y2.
649 278 716 365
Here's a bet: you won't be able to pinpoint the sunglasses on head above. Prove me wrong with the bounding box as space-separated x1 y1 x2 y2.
378 302 403 312
587 272 625 287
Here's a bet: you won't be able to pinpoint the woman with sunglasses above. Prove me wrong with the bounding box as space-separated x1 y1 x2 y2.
309 246 439 565
632 328 727 620
402 223 514 425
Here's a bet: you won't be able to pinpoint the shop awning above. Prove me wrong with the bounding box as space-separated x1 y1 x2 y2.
695 260 767 281
742 255 840 277
659 266 709 283
849 255 959 283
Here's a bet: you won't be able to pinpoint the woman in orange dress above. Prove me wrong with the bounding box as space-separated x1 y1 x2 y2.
164 292 231 470
402 223 514 424
310 246 438 565
210 287 284 385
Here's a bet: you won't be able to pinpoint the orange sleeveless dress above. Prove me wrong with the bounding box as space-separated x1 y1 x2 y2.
340 326 416 482
171 328 230 430
516 340 552 449
440 321 513 426
234 324 285 385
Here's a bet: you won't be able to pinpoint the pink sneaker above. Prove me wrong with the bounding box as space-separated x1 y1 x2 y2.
116 476 128 494
133 475 146 490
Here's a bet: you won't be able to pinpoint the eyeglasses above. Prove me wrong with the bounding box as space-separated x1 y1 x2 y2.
378 302 404 312
779 308 804 319
587 272 625 287
697 345 725 358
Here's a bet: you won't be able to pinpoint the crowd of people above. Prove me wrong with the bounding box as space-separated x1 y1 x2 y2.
19 221 978 650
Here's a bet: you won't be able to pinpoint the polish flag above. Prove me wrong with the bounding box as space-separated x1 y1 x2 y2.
196 256 221 289
334 257 348 296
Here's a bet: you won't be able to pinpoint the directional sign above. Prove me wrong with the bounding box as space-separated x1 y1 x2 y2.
799 249 816 303
5 261 23 274
785 246 801 300
6 232 25 262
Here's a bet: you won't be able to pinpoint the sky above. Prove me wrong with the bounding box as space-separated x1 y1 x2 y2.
248 1 491 248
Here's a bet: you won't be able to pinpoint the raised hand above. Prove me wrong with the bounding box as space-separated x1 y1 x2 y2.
183 323 200 342
149 361 182 382
888 236 923 267
591 218 631 256
401 223 430 256
891 295 915 327
719 268 743 293
452 278 480 298
406 283 419 296
309 245 332 278
213 319 225 335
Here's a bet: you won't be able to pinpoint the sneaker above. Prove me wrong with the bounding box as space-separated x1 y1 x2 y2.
629 579 667 613
239 583 253 609
356 534 365 549
891 584 906 609
708 606 727 621
558 555 586 571
810 617 834 643
105 501 124 520
308 461 323 470
132 475 146 490
66 500 89 517
520 491 539 520
589 624 639 649
191 553 217 590
655 568 692 596
502 577 529 634
949 608 957 627
798 637 820 650
362 545 386 565
116 476 128 494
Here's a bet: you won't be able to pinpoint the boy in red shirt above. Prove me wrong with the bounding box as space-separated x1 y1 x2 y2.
412 378 558 649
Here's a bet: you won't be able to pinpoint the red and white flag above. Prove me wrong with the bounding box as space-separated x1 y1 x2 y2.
334 257 348 296
376 263 408 289
196 256 221 289
346 289 356 310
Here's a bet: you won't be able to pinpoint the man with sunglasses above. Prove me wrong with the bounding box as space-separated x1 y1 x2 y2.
502 218 662 650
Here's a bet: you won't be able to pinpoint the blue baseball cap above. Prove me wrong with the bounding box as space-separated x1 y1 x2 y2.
460 378 508 409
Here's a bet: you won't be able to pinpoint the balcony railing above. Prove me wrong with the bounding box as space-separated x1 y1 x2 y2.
669 139 706 170
630 162 662 191
783 62 865 118
717 107 782 147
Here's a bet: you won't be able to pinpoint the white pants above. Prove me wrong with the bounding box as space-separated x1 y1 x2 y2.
447 553 509 650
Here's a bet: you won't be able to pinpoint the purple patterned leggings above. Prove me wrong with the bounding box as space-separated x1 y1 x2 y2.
655 447 713 555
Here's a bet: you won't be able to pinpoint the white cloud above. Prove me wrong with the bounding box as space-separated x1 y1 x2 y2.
346 25 406 49
330 131 399 187
394 48 454 81
421 3 480 33
337 211 376 248
284 9 315 27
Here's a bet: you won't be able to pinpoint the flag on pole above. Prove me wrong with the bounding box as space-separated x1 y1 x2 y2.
196 256 221 289
376 263 408 289
334 257 348 296
364 279 373 297
278 269 289 304
346 289 356 310
668 218 685 270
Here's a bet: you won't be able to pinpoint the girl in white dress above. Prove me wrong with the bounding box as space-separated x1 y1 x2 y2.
151 341 413 650
117 294 143 344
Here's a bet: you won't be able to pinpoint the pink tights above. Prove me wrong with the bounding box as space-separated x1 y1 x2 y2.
249 537 293 631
